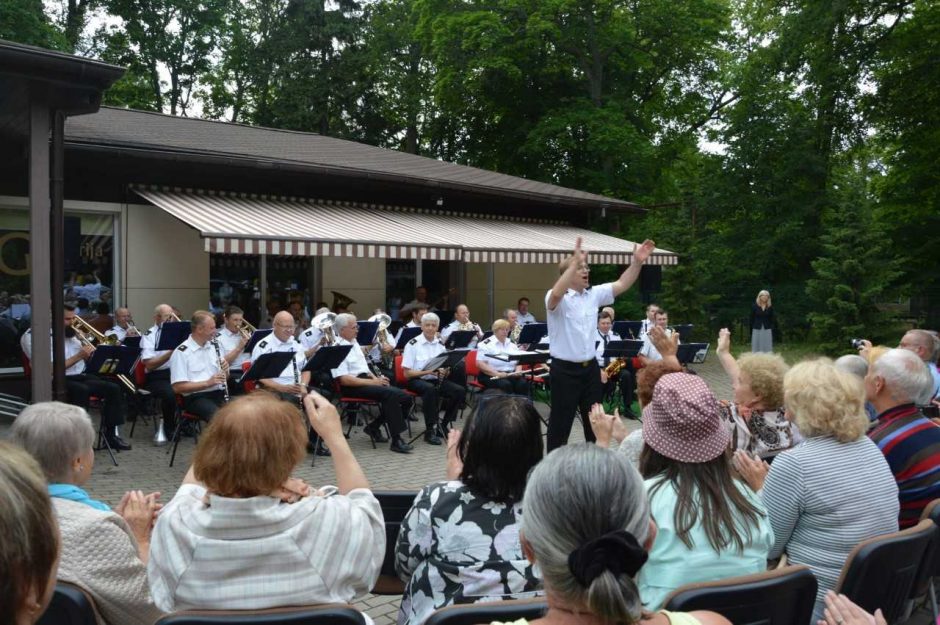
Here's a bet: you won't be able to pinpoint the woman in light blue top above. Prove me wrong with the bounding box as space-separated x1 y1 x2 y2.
636 373 773 609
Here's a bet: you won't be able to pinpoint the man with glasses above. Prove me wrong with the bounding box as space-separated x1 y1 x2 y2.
330 313 413 454
545 237 656 451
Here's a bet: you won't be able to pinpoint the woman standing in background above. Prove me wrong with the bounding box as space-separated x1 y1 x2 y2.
750 290 775 353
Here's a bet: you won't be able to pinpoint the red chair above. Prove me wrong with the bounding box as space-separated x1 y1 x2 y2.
395 354 420 429
463 350 486 391
332 380 384 448
241 361 256 393
168 394 203 467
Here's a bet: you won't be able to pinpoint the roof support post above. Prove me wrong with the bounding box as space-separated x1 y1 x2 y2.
28 98 52 402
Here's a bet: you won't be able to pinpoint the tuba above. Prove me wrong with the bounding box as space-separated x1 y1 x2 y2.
369 313 394 369
312 311 337 346
331 290 356 311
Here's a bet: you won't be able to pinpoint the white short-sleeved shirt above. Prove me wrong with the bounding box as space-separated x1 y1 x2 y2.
394 320 420 346
170 336 224 396
105 325 127 342
250 333 305 386
595 330 622 366
299 326 324 353
639 329 679 362
441 321 483 341
141 324 172 371
21 329 86 375
639 318 655 339
476 336 523 373
331 337 371 379
517 311 537 325
545 283 615 362
215 326 249 368
402 334 446 380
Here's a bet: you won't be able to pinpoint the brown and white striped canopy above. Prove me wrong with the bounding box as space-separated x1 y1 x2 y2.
134 188 678 266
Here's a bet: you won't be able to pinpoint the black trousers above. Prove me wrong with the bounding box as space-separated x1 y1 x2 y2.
406 377 465 428
274 391 322 448
145 369 177 431
478 372 531 396
66 374 126 428
603 366 636 413
340 383 412 437
182 390 226 422
548 358 601 451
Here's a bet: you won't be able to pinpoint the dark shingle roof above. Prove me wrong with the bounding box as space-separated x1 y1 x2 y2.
65 107 638 210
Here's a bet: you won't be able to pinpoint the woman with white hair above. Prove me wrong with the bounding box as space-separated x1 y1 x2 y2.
9 402 163 625
495 444 729 625
750 290 774 353
735 359 899 621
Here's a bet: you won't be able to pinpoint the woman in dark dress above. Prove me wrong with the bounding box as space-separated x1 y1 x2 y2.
750 290 774 353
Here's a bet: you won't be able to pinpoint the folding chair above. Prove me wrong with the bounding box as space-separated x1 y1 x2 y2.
424 598 548 625
371 490 419 595
36 581 100 625
155 603 366 625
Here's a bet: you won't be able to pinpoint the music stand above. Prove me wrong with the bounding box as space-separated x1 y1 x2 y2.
517 323 547 347
444 330 476 350
156 321 191 351
407 349 469 444
123 336 142 349
674 324 695 342
388 320 404 337
243 329 273 354
613 321 643 340
603 340 644 361
491 350 551 424
394 327 422 350
677 342 709 366
356 321 379 346
302 345 353 374
437 310 456 327
87 345 141 378
481 331 494 341
240 352 296 383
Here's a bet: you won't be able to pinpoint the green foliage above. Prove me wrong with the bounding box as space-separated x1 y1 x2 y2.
0 0 66 49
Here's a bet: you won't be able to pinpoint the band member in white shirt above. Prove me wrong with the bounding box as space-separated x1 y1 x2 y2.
476 319 530 395
141 303 179 435
21 305 130 450
639 310 678 364
170 311 227 422
596 312 638 419
104 307 140 343
215 306 251 395
330 314 413 454
638 303 661 339
441 305 484 342
545 237 655 451
503 308 522 343
516 297 537 325
402 312 466 445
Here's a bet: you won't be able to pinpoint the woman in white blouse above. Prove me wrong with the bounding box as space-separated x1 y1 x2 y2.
148 391 384 612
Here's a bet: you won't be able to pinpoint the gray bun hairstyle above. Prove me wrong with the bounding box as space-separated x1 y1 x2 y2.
522 444 651 623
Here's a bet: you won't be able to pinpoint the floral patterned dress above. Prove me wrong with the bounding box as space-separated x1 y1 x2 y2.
720 401 802 459
394 480 541 625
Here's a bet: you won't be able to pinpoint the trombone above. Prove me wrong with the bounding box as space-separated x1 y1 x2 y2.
70 316 137 394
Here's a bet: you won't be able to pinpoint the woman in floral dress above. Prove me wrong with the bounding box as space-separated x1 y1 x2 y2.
395 394 544 625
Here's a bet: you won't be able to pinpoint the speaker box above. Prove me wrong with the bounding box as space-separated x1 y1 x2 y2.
639 265 662 293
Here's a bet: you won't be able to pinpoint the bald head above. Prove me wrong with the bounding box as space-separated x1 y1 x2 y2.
272 310 297 341
154 304 174 324
901 330 939 363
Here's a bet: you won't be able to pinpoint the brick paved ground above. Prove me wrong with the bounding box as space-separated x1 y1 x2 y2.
0 359 733 625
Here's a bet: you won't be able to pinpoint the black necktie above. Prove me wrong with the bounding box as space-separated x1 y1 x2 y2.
603 333 610 365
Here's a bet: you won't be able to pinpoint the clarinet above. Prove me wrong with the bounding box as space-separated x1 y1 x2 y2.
291 347 305 397
211 338 230 403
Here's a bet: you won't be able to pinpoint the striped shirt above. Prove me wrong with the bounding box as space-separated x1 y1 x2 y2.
869 403 940 528
148 483 384 612
762 436 899 618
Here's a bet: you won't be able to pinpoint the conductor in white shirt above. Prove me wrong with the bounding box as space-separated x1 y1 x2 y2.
545 237 655 451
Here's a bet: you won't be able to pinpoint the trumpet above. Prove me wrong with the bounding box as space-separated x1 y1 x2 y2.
238 318 256 341
70 316 136 394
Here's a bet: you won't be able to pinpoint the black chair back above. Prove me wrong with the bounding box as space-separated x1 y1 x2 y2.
155 604 365 625
662 565 817 625
424 598 547 625
372 490 418 594
36 582 99 625
836 518 936 623
921 499 940 578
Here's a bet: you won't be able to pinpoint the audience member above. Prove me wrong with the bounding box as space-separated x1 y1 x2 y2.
147 391 383 612
0 441 59 625
636 373 773 609
9 402 163 625
899 329 940 399
735 359 899 621
834 354 877 420
864 348 940 527
499 444 729 625
716 328 799 458
395 394 543 625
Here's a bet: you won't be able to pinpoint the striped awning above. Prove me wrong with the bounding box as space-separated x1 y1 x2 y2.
134 188 678 265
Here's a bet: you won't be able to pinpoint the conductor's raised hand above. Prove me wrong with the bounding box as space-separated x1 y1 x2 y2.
633 239 656 264
717 328 731 353
302 390 343 442
568 236 587 271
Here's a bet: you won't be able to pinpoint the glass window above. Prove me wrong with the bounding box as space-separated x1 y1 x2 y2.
386 259 416 319
0 208 116 370
209 253 261 326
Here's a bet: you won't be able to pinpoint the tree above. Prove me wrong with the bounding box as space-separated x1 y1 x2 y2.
0 0 66 49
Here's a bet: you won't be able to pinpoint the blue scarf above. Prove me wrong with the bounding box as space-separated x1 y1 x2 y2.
48 483 111 512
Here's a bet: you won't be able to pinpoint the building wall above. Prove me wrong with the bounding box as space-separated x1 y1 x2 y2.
124 203 209 319
321 257 386 316
465 262 557 325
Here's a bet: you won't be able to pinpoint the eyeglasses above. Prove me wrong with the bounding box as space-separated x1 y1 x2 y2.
274 323 296 329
